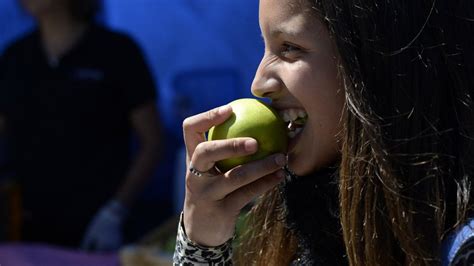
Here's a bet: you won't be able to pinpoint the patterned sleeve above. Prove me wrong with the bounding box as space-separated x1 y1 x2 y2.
442 218 474 266
451 238 474 266
173 213 234 266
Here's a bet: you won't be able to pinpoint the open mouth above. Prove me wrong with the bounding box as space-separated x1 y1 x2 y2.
279 109 308 139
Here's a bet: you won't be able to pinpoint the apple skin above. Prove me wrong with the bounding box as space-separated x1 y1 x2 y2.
208 98 288 172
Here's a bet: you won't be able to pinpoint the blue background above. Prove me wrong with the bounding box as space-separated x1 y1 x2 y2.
0 0 263 214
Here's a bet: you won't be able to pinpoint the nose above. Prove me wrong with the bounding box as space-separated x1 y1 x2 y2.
251 56 282 99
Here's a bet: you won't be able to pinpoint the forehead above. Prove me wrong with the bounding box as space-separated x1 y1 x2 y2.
287 0 316 15
259 0 315 17
259 0 323 38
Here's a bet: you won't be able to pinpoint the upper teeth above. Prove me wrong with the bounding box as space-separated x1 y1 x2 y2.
279 109 307 123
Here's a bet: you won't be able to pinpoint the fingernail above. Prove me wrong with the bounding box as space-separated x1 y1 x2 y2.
245 139 258 152
275 154 286 166
218 105 231 115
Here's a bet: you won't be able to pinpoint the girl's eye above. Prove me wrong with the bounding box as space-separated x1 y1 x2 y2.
281 43 302 58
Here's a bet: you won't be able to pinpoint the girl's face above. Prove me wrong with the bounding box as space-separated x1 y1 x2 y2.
19 0 65 19
252 0 345 175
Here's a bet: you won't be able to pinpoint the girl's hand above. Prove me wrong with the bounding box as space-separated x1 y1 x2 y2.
182 105 286 246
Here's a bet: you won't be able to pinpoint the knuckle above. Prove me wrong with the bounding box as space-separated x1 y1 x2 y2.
223 167 251 195
228 167 247 183
232 140 240 153
194 142 204 154
182 117 192 131
195 141 207 151
206 108 219 122
231 139 244 153
198 141 215 156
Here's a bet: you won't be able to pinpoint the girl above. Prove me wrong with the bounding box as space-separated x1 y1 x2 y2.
174 0 474 264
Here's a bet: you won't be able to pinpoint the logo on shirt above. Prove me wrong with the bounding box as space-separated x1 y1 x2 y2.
72 68 104 81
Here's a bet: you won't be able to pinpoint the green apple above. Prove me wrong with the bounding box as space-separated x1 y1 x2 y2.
208 98 288 172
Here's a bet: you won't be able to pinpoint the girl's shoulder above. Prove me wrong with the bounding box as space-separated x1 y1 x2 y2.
442 218 474 266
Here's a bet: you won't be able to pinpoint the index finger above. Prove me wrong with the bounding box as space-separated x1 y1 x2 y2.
182 105 233 159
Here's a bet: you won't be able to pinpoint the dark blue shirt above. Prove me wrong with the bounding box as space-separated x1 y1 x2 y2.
0 24 156 245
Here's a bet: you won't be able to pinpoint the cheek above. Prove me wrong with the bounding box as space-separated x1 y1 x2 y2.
307 72 345 146
294 59 344 162
287 59 342 111
283 62 318 99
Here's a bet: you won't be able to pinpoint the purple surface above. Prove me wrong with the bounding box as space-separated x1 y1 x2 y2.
0 244 119 266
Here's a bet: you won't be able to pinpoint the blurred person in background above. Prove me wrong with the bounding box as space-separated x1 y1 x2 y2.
0 0 163 251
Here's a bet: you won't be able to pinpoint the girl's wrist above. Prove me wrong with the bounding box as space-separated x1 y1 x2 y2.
183 208 235 247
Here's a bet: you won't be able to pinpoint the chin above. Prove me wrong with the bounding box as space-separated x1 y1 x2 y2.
286 152 314 176
287 149 340 177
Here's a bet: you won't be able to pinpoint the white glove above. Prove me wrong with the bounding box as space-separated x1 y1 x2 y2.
81 199 129 252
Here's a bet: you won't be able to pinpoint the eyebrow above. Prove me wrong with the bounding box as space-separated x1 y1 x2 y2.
270 29 285 38
269 27 303 39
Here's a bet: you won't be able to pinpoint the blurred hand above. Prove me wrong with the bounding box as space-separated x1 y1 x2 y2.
81 199 128 252
182 105 286 247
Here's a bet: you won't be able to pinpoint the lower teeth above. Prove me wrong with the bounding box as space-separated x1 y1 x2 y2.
288 127 303 138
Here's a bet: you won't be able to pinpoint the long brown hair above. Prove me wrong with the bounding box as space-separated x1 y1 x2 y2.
237 0 474 265
235 188 298 266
